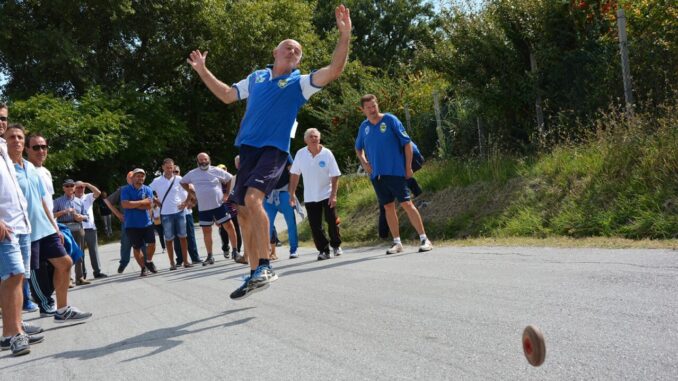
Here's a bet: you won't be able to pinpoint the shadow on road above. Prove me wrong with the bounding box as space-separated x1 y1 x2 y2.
0 307 255 367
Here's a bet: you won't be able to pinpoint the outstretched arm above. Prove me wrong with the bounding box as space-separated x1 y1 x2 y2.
311 4 351 87
187 50 239 104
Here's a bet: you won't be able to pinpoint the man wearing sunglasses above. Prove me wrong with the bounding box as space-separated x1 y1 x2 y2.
0 103 8 135
26 134 55 215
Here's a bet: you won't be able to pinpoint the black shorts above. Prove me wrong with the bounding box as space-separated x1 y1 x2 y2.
126 226 156 249
232 145 288 206
31 233 69 269
371 175 411 206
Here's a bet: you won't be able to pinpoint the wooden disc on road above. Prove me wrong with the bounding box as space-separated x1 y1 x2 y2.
522 325 546 367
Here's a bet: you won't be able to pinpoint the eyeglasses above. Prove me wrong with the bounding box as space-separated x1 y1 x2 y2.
0 116 7 122
31 144 49 151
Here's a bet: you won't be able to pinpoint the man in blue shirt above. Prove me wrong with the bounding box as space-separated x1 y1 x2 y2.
121 168 157 277
355 94 433 254
187 4 352 299
5 124 92 324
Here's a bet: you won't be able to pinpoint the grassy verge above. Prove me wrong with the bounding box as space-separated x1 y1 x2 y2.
306 101 678 247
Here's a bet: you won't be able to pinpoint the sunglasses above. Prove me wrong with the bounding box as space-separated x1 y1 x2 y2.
173 170 180 174
0 116 7 122
31 144 49 151
64 184 75 188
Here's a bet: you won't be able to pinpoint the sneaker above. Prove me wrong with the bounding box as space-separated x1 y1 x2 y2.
140 267 148 277
23 301 39 313
223 251 230 259
183 262 194 268
21 322 43 335
146 261 158 273
202 255 215 266
333 247 343 257
76 278 92 286
40 307 56 317
117 265 126 274
54 306 92 323
418 239 433 252
9 334 31 355
169 265 177 271
249 264 278 285
386 243 404 254
93 272 108 279
317 252 330 261
289 252 298 259
1 333 44 351
229 276 270 300
234 253 248 264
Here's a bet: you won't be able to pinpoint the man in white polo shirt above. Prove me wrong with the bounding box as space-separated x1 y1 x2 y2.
150 158 194 269
289 128 343 260
74 181 107 278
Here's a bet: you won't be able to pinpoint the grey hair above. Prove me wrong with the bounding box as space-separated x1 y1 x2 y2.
304 128 321 140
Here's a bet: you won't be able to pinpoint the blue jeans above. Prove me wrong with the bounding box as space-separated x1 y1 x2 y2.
0 234 24 281
176 212 200 264
264 191 298 253
162 211 187 241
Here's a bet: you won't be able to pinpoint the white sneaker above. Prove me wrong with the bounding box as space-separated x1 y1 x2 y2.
333 247 343 256
317 252 330 261
418 239 433 252
386 243 403 254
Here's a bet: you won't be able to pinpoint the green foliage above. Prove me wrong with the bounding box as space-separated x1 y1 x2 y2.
10 88 124 172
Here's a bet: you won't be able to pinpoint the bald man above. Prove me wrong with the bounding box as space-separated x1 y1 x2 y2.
187 4 352 300
181 153 236 266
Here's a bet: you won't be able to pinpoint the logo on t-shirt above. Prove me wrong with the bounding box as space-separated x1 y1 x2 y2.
278 79 289 88
365 125 370 135
255 72 266 83
379 123 387 133
319 160 326 168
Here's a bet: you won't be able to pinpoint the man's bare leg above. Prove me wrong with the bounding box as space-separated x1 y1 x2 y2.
0 274 24 337
201 226 213 254
165 240 176 267
132 248 145 268
48 256 72 309
401 201 426 235
383 202 400 238
146 244 156 261
178 237 189 264
243 188 269 270
238 205 257 271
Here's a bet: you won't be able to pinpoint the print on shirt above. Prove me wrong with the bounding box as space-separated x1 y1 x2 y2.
379 123 387 133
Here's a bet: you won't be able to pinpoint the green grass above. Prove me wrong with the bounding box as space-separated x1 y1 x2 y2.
327 100 678 243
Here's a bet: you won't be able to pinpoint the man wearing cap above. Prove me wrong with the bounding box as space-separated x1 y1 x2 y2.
121 168 157 276
104 171 147 273
74 181 107 278
53 179 90 285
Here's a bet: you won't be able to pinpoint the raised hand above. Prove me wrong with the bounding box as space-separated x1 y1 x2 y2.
187 50 208 73
335 4 352 35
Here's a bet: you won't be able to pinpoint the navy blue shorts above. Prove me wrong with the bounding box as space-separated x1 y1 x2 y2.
232 145 288 206
198 204 232 226
126 226 156 250
371 175 411 206
32 233 69 268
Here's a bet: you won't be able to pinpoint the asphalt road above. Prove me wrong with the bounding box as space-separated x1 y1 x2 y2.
2 228 677 380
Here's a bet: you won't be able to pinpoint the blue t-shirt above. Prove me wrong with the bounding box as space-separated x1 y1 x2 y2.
355 113 412 179
233 68 321 153
14 159 57 242
121 184 153 228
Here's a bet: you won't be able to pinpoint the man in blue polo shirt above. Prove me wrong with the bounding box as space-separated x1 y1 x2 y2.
187 4 352 299
355 94 433 254
121 168 157 277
